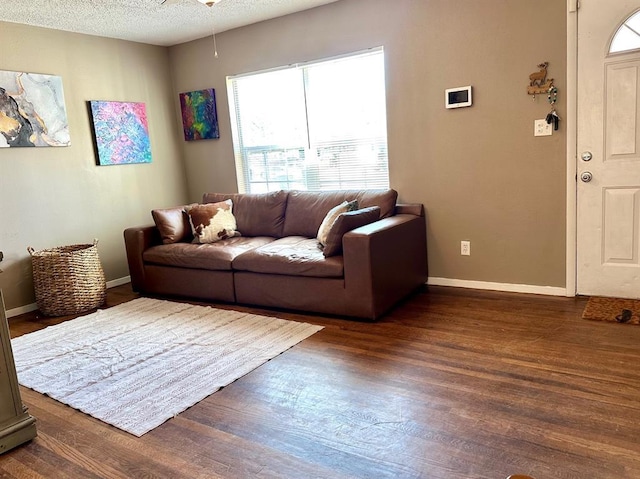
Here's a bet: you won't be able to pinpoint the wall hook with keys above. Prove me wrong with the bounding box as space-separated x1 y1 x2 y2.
546 109 560 130
545 85 560 130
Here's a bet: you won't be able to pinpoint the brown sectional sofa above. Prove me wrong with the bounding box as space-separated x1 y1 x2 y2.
124 189 427 320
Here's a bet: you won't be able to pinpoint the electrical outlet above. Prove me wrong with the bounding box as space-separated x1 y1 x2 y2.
534 119 552 136
461 241 470 256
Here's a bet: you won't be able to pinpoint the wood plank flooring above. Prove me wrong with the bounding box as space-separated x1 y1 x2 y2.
2 285 640 478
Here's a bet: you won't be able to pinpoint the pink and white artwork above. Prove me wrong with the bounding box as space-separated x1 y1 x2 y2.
88 100 151 166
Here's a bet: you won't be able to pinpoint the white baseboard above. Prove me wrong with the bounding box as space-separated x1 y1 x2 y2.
6 276 131 319
107 276 131 288
6 303 39 318
427 277 567 297
7 275 565 317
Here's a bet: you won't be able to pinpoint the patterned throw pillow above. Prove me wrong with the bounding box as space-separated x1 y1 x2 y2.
186 200 241 244
321 206 381 257
317 200 358 248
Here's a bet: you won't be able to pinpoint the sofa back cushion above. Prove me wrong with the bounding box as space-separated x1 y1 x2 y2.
282 189 397 237
202 190 288 238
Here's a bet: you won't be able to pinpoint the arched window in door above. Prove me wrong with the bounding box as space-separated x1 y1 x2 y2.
610 10 640 53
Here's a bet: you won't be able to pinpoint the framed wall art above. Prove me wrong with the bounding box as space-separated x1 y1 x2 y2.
0 70 70 148
179 88 220 141
88 101 151 165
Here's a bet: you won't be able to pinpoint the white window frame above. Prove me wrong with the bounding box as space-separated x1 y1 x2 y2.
227 48 389 194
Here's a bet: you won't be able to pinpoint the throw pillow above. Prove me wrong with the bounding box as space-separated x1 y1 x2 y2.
151 204 196 244
321 206 381 257
186 200 241 244
317 200 358 247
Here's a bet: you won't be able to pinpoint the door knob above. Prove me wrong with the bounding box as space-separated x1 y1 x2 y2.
580 171 593 182
581 151 593 162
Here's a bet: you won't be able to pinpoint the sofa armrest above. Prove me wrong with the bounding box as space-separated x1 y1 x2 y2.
342 214 428 319
396 203 424 216
123 225 161 292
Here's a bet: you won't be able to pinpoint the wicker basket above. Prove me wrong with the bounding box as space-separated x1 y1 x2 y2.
28 240 106 316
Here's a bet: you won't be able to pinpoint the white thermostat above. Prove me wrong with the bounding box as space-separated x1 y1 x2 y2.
445 85 472 109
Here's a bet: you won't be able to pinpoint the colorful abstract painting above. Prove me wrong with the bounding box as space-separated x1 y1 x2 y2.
89 101 151 166
0 70 70 148
179 89 219 141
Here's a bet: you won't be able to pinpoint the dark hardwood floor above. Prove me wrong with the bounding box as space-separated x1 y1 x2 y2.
2 285 640 479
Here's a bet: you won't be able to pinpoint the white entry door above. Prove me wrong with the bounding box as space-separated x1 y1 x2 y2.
577 1 640 298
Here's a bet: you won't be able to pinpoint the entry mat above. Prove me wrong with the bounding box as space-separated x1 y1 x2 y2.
582 296 640 325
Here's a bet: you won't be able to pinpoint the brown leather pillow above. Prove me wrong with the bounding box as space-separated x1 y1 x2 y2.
151 204 196 244
321 206 381 257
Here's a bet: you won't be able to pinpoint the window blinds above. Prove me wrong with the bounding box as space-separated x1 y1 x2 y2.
227 48 389 193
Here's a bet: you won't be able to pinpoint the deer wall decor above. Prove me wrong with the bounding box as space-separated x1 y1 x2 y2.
529 62 548 87
527 61 553 96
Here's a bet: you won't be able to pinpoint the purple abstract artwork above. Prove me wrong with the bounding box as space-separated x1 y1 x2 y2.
179 89 219 141
89 101 151 165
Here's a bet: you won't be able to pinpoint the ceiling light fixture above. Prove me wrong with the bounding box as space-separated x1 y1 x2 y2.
197 0 222 6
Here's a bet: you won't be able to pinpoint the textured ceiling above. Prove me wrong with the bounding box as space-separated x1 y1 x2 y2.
0 0 340 46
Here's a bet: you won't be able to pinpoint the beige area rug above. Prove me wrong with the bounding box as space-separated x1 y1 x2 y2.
12 297 323 437
582 296 640 325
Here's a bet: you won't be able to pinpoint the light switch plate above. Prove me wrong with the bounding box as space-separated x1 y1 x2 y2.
534 119 552 136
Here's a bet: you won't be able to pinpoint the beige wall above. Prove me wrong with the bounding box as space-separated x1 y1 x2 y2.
0 0 568 311
0 22 188 311
169 0 568 289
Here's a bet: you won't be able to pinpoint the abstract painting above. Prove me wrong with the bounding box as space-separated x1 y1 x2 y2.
179 88 219 141
89 101 151 166
0 70 70 148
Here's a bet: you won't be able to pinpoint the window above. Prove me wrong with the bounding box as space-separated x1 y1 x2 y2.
227 48 389 193
610 10 640 54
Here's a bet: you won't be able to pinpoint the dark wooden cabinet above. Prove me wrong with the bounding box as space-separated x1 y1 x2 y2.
0 291 36 454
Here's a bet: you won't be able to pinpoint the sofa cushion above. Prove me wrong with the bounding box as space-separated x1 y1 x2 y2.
232 236 344 278
321 206 381 257
202 190 288 238
316 200 358 247
186 200 241 244
282 189 397 237
151 204 196 244
143 236 275 271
